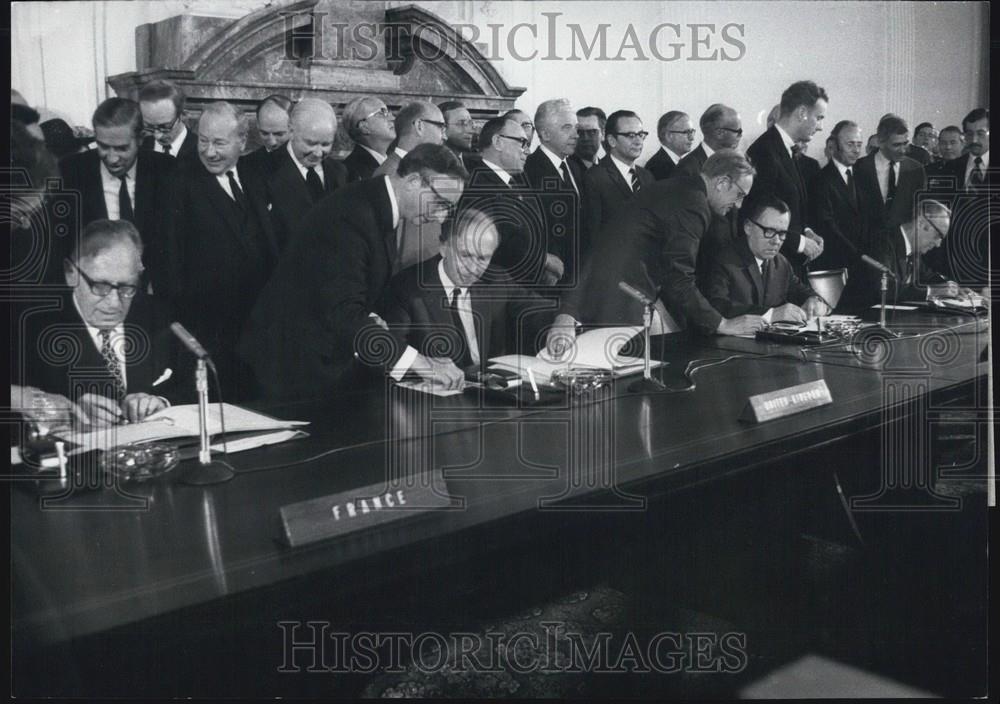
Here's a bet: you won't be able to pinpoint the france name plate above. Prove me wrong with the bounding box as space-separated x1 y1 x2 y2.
739 379 833 424
279 472 452 548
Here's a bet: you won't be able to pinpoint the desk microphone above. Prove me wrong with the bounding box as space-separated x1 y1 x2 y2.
170 322 211 359
618 281 655 306
860 254 896 277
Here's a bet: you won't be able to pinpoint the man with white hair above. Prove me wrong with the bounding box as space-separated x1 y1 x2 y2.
341 96 395 181
164 101 278 400
267 98 347 250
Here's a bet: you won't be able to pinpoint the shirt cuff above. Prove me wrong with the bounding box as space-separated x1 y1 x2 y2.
389 345 419 381
762 308 774 324
796 236 806 254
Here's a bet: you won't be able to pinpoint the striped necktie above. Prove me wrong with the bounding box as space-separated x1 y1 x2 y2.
629 167 641 192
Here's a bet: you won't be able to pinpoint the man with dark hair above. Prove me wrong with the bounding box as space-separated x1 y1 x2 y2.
547 150 764 351
936 125 965 163
242 94 293 175
164 101 278 401
438 100 475 158
570 106 606 171
16 219 182 425
953 108 991 189
809 120 867 271
341 96 395 181
240 143 468 399
702 195 827 327
746 80 829 267
854 114 926 235
138 79 197 159
503 108 535 145
582 110 654 252
645 110 694 181
908 121 937 165
674 103 742 178
59 97 175 293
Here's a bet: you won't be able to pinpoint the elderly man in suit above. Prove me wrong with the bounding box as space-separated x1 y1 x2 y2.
266 98 347 251
138 79 197 160
674 104 742 179
164 101 278 401
341 96 395 182
58 97 175 293
241 94 293 176
16 220 181 425
644 110 695 181
854 115 927 237
702 195 828 326
547 150 765 355
384 208 547 377
570 106 606 172
503 108 535 146
809 120 867 270
239 144 468 399
582 110 654 252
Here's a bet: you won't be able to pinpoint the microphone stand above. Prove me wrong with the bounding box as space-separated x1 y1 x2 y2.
628 301 667 393
180 357 234 485
879 270 889 329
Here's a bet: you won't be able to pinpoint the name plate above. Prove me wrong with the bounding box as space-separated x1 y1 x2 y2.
739 379 832 424
279 472 452 548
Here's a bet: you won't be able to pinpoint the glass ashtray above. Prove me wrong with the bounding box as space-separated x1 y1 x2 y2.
101 442 180 483
551 368 614 394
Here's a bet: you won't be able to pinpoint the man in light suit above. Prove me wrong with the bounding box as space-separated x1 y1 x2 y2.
58 97 175 294
340 96 395 182
266 98 347 250
138 79 197 160
239 144 468 399
644 110 694 181
702 195 828 326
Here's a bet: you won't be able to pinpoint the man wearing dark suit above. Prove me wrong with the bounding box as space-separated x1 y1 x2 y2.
266 98 348 251
438 101 477 164
58 98 175 294
841 200 959 312
384 209 547 373
523 98 585 287
853 115 927 238
569 106 606 172
808 120 867 271
239 144 468 400
138 79 197 160
746 81 829 267
582 110 654 253
907 122 938 166
673 104 742 180
702 195 827 325
241 94 293 177
644 110 694 181
546 150 765 355
341 96 395 182
16 220 183 425
163 102 278 401
794 140 822 190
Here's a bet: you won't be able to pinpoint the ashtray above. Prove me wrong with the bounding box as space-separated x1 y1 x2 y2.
102 442 181 483
551 368 614 394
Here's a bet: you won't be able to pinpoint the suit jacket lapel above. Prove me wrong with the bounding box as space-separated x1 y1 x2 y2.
88 154 110 221
202 167 253 255
604 158 633 199
737 238 765 303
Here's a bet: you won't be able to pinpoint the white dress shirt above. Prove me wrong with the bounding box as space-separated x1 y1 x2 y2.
214 167 243 201
437 260 480 365
964 150 989 187
873 151 899 203
538 143 580 193
482 158 513 185
100 161 137 220
286 141 323 186
393 146 408 159
754 256 776 323
663 146 685 165
832 158 853 186
609 154 638 189
774 123 797 159
155 124 188 156
359 143 387 165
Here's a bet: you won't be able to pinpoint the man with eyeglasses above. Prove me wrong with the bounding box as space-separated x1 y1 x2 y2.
582 110 654 253
341 96 396 182
240 144 469 399
59 97 175 294
747 81 829 271
703 196 827 327
138 79 197 160
503 108 535 147
569 107 606 172
675 104 742 179
266 99 348 251
17 220 181 426
645 110 695 181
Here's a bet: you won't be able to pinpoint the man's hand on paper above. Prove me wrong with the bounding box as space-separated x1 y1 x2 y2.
411 354 465 391
545 314 578 360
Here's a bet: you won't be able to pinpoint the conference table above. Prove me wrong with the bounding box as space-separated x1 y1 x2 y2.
11 308 990 694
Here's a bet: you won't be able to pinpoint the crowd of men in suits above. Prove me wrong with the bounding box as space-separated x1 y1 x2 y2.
9 78 991 425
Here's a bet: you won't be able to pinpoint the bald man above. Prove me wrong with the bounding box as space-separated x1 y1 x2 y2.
267 98 348 250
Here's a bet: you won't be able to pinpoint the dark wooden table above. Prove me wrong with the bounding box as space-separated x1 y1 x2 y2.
11 310 989 659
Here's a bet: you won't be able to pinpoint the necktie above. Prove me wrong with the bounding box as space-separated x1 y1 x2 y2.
559 161 579 196
760 259 771 301
886 161 897 206
99 329 126 401
970 156 985 187
628 167 641 192
118 175 134 222
448 288 471 367
791 144 801 159
845 167 858 208
305 166 325 202
227 171 247 211
163 143 172 156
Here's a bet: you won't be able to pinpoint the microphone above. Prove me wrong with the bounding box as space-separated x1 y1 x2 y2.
170 322 212 359
618 281 655 306
860 254 896 277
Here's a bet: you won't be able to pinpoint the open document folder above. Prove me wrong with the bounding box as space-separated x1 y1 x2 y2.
488 325 665 384
55 404 310 453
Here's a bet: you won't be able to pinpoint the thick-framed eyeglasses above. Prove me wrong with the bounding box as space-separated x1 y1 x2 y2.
142 114 180 136
924 216 948 242
520 121 535 133
718 126 744 137
66 259 140 298
668 129 697 138
423 180 457 216
449 119 475 130
747 218 789 240
361 106 391 122
497 134 530 149
611 130 649 141
418 118 446 131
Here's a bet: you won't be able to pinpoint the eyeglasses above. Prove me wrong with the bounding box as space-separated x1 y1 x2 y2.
424 180 457 216
611 131 649 141
142 114 180 135
520 121 535 132
418 118 446 130
718 126 744 137
924 217 949 242
728 178 750 200
361 106 391 122
67 259 140 298
577 128 602 137
747 218 789 240
497 134 530 149
449 119 474 129
668 129 697 138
